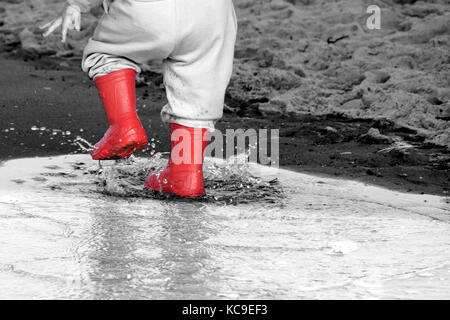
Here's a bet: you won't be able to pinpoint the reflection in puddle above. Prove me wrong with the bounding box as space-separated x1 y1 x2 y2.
0 154 449 299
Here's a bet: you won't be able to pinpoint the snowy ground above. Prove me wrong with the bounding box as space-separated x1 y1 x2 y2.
0 155 449 299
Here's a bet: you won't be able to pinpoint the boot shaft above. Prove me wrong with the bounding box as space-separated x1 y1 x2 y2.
145 123 209 197
94 69 138 126
169 123 209 168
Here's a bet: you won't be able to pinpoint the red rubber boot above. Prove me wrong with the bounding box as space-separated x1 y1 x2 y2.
145 124 209 197
92 69 148 160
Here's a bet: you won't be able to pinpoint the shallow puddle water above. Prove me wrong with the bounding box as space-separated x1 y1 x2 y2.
0 154 449 299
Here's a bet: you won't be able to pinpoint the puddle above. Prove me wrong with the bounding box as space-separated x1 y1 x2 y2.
0 154 449 299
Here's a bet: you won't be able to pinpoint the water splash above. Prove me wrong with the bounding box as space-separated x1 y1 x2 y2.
73 136 95 152
60 153 285 205
24 126 283 204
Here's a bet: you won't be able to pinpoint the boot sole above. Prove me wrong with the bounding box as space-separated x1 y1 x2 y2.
111 140 148 159
93 140 147 160
146 186 206 198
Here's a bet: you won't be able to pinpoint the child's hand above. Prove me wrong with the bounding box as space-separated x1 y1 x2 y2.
40 4 81 43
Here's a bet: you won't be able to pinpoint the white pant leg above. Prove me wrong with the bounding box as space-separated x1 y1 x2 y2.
161 0 237 130
82 0 176 79
82 0 237 130
83 53 141 79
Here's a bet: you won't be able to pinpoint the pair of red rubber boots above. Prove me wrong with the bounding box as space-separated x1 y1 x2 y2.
92 69 208 197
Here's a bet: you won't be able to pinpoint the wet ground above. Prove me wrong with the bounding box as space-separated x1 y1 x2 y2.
1 53 449 299
0 55 449 197
0 154 449 299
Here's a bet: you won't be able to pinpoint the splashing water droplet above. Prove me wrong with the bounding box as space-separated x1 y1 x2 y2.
96 154 284 204
73 136 95 152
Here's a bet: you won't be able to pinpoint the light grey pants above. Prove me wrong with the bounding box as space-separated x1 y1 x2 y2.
82 0 237 130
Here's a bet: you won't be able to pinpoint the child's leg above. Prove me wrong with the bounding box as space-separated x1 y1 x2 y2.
160 0 237 131
82 0 176 159
90 68 148 160
146 0 237 196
